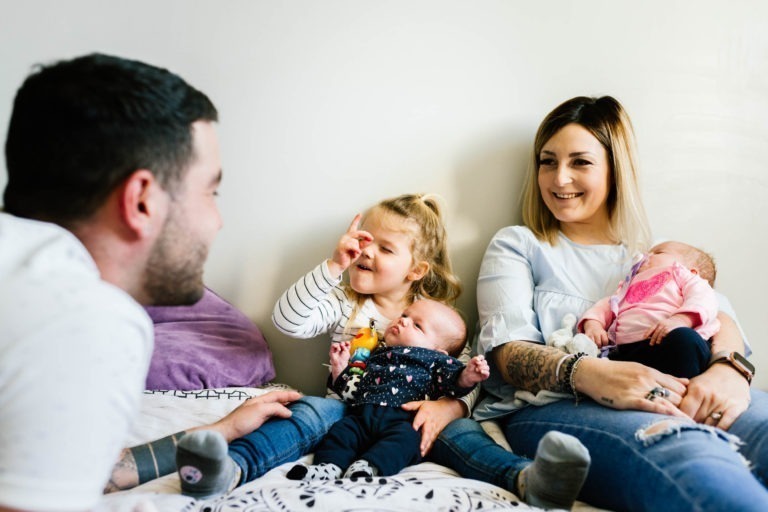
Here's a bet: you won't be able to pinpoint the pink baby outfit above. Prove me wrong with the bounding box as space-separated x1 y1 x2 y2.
578 261 720 345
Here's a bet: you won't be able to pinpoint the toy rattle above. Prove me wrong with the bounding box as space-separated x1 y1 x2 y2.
348 318 379 375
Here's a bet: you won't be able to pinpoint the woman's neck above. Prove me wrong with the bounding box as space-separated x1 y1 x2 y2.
559 221 616 245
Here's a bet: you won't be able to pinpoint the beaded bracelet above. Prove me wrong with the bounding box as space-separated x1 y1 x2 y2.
558 353 578 393
561 352 588 402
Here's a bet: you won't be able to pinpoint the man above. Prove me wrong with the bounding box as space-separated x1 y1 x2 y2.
0 54 299 512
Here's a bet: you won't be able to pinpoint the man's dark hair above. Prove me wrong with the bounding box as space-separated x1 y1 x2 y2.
3 53 218 225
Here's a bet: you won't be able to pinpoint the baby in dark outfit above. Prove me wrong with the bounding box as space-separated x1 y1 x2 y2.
287 298 489 480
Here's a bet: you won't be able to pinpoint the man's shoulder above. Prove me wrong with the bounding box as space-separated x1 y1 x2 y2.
0 213 150 345
0 213 97 282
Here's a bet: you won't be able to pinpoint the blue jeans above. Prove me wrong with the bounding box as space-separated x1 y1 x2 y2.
228 396 346 483
432 389 768 512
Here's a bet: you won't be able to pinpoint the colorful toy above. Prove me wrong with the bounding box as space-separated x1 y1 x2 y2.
348 318 379 375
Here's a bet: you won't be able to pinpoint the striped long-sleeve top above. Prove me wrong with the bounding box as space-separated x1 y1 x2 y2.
272 260 391 343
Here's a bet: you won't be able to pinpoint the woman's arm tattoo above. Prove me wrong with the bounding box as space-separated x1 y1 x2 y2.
494 341 568 394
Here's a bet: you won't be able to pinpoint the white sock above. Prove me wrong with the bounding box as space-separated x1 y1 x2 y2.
520 431 591 510
286 462 342 481
343 459 379 479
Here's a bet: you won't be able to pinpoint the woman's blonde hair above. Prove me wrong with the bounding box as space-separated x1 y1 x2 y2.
347 193 462 308
521 96 651 255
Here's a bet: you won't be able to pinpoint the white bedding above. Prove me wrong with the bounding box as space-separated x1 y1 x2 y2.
99 386 605 512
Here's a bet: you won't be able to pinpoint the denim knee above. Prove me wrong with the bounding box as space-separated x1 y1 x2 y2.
440 417 482 439
431 418 526 493
290 396 346 433
228 395 346 483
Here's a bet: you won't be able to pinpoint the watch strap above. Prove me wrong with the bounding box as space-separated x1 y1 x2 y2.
708 350 754 383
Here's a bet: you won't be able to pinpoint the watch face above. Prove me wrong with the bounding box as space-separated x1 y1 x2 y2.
732 352 755 374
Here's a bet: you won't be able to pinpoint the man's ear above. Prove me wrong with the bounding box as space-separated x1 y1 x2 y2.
407 261 429 282
118 170 166 238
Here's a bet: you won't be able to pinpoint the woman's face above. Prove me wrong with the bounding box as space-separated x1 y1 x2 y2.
537 123 612 233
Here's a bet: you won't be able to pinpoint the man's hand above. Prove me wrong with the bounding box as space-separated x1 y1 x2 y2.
205 390 303 442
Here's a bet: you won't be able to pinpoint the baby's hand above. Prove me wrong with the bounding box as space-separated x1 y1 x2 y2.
458 355 490 388
582 319 609 348
329 341 351 380
645 314 694 345
328 214 373 278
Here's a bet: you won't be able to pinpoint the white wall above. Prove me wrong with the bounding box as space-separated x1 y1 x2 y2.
2 0 766 394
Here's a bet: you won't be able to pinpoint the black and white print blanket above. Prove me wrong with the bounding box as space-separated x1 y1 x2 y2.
97 386 602 512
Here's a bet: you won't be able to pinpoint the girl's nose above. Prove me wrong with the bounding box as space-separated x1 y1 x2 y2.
399 316 411 327
359 244 373 259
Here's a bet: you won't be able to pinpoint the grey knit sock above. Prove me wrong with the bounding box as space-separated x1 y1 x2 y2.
287 462 342 481
176 430 238 499
343 459 380 479
519 431 590 510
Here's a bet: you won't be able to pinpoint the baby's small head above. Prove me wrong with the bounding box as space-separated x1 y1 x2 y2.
383 298 467 357
643 241 716 286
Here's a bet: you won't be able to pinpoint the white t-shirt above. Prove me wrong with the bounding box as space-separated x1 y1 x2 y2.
0 213 153 511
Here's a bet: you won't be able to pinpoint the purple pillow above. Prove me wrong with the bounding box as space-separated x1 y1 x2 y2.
144 287 276 390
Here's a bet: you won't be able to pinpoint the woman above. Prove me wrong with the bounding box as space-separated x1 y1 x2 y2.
430 96 768 511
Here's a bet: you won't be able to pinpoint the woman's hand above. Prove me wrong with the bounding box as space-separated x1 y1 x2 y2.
681 312 752 430
402 397 466 457
575 357 690 417
204 389 303 442
679 363 750 430
493 341 689 417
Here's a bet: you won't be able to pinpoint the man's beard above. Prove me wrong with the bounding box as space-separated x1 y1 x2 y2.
143 211 208 306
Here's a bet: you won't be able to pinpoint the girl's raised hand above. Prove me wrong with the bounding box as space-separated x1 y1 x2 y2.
328 214 373 278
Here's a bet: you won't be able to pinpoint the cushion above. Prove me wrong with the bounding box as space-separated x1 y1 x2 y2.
144 287 276 390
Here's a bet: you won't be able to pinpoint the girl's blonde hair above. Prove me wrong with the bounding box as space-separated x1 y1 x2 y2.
347 193 462 308
521 96 651 255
